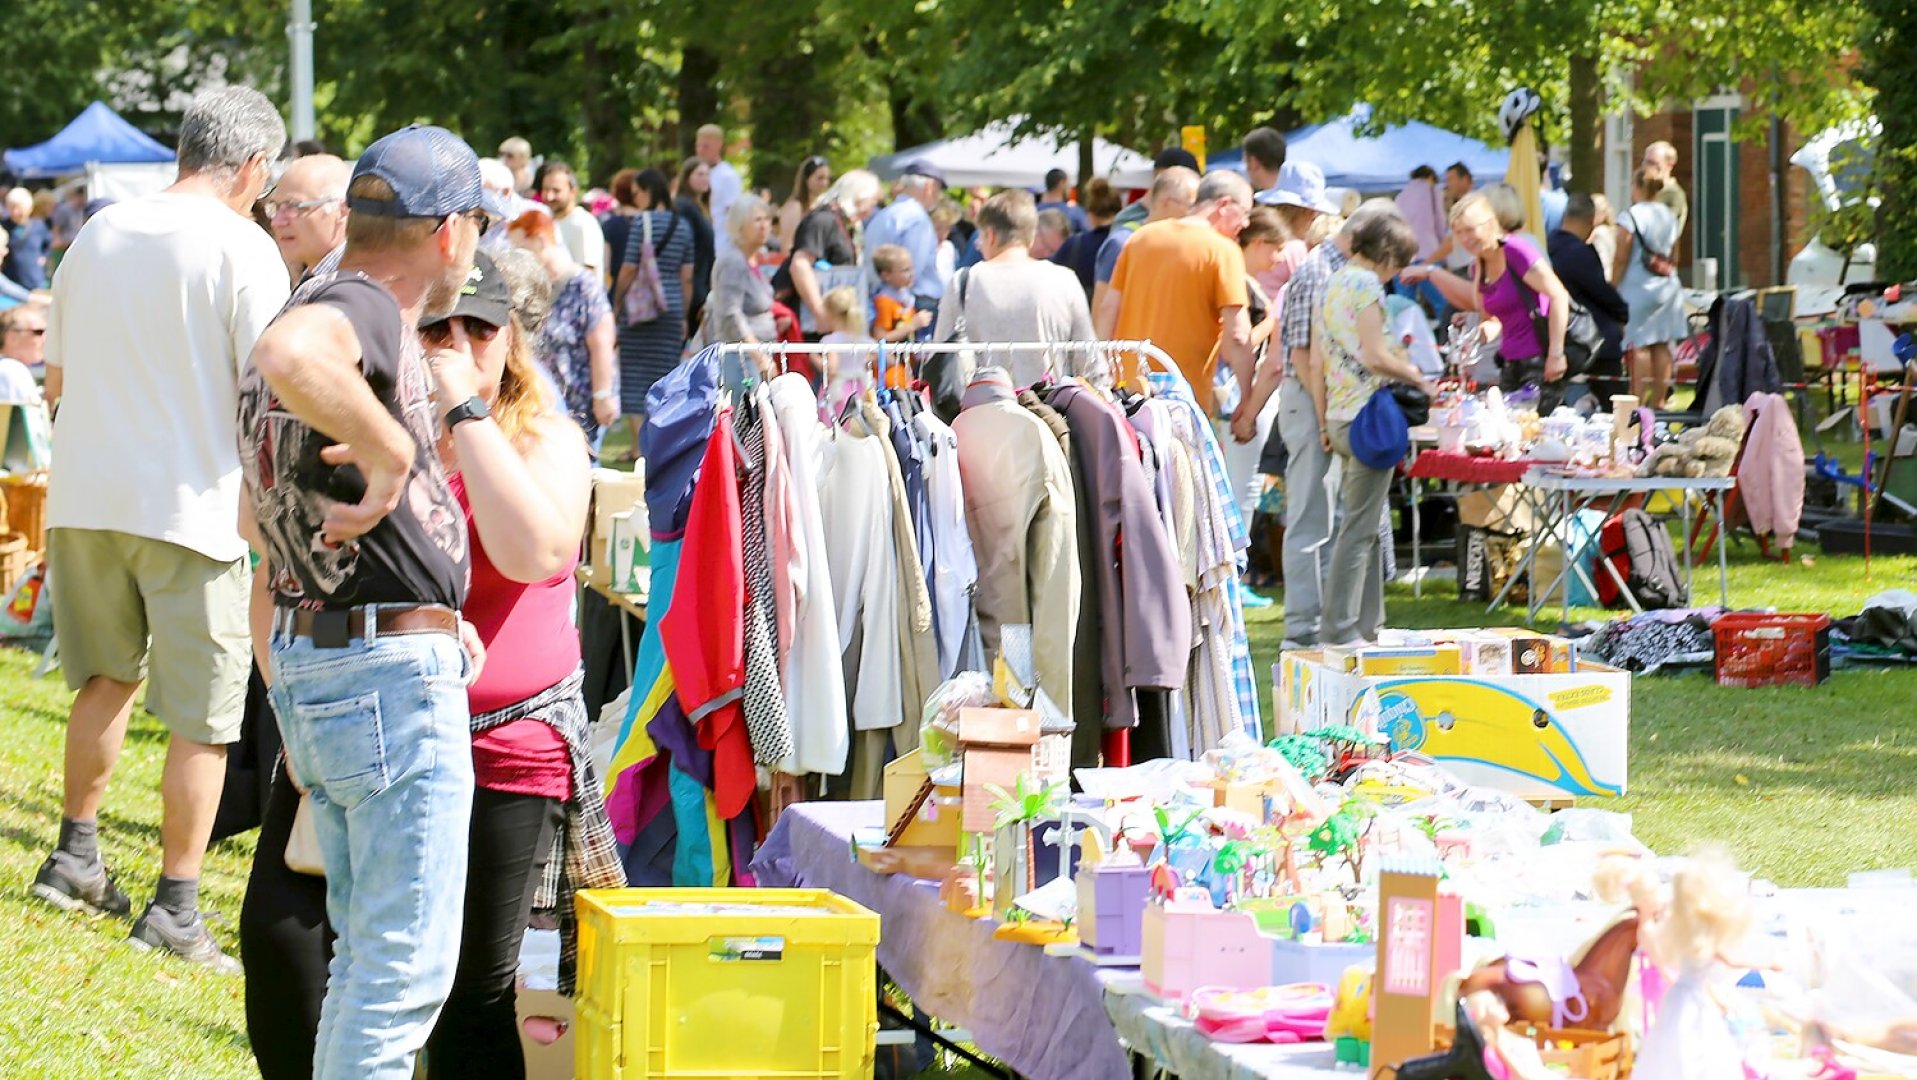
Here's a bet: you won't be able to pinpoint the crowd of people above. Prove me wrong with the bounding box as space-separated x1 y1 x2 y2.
9 78 1709 1080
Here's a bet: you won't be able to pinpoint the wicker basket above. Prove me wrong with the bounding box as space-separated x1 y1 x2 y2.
1434 1022 1632 1080
1 474 47 555
0 532 31 596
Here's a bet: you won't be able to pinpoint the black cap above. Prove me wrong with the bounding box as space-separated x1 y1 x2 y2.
422 249 511 330
1154 147 1200 172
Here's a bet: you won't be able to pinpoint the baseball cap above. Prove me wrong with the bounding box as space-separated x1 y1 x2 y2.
899 158 947 188
348 124 490 220
421 249 511 331
1154 147 1200 173
1258 160 1339 214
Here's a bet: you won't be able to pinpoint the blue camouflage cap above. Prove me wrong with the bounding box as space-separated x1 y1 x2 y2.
348 124 492 219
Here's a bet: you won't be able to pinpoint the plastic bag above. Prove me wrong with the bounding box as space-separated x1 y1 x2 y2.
0 561 51 647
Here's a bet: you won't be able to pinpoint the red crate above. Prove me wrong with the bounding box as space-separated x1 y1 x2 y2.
1712 613 1832 688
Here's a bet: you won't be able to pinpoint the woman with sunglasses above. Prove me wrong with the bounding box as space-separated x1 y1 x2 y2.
779 154 832 254
241 247 620 1080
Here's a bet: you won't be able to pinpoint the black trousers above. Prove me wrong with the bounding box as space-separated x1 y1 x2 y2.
240 770 563 1080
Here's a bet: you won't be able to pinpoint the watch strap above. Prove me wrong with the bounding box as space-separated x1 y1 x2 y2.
445 395 491 429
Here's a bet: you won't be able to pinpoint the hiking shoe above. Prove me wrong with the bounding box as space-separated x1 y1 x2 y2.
129 904 241 975
31 852 132 918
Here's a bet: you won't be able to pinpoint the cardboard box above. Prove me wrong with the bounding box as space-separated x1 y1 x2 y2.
1324 644 1463 677
1486 629 1577 673
1277 652 1629 799
1451 633 1513 676
1456 484 1535 535
588 466 647 589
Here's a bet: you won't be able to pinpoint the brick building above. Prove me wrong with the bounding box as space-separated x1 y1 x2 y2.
1603 98 1813 290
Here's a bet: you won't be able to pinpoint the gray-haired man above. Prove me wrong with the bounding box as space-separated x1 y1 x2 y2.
35 85 290 971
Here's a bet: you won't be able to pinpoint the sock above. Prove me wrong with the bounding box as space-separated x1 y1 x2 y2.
154 875 199 916
57 818 99 863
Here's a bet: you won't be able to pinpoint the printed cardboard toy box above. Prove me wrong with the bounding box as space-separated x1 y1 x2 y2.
1276 651 1629 799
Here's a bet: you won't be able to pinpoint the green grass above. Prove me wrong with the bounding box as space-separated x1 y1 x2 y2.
0 649 258 1078
0 540 1910 1075
1244 542 1917 887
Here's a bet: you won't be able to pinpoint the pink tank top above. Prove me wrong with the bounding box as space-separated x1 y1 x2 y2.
452 472 577 800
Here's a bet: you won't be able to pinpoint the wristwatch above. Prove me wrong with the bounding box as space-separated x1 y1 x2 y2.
444 395 491 430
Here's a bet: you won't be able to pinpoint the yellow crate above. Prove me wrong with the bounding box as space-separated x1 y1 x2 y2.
575 888 880 1080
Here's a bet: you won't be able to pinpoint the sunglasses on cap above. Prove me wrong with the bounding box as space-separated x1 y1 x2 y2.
420 315 503 346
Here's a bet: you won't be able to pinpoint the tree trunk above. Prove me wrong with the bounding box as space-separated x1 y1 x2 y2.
677 45 721 159
1077 129 1095 196
579 23 627 184
889 90 942 152
1862 0 1915 280
1568 53 1603 195
742 48 822 196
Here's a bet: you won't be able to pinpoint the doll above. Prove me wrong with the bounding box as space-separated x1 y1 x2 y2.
1634 851 1753 1080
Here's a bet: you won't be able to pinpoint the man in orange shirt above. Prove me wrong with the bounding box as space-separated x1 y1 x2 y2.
1095 170 1255 415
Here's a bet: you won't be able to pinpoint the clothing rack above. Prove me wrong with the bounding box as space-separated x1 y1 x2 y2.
707 338 1186 386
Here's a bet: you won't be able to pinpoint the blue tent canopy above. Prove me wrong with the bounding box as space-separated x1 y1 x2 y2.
1199 107 1507 192
4 101 175 180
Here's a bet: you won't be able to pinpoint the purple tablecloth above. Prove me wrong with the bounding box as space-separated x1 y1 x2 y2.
751 801 1133 1080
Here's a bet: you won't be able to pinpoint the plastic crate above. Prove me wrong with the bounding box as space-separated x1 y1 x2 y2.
1712 613 1832 688
574 888 879 1080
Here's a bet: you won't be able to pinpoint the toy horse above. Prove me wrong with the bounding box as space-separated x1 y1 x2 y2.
1458 910 1639 1030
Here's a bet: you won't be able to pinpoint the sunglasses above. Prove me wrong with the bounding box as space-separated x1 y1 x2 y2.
439 208 494 235
420 315 503 346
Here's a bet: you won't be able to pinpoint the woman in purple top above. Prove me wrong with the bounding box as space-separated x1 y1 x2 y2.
1406 192 1573 413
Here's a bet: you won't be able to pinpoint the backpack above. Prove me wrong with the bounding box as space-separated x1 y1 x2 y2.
622 211 680 326
1596 509 1684 610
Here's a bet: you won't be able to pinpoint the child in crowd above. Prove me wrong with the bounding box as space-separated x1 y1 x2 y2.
870 244 932 347
819 285 878 417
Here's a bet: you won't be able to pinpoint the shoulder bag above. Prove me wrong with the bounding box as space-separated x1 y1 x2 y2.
622 211 681 326
1500 240 1605 379
1627 208 1678 278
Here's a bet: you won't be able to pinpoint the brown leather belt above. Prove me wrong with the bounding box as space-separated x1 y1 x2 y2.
284 604 460 648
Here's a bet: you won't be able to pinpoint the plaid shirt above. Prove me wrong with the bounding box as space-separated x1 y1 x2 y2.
1148 372 1262 738
471 667 625 995
1279 241 1350 354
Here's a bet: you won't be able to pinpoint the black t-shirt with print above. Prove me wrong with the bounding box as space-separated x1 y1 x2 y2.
238 272 470 611
771 206 856 299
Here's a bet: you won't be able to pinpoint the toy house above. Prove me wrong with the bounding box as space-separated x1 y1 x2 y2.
1140 888 1274 1002
1371 856 1464 1077
1075 862 1151 959
955 707 1041 834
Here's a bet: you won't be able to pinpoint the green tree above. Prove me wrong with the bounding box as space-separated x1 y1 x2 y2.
1862 0 1915 279
1183 0 1868 196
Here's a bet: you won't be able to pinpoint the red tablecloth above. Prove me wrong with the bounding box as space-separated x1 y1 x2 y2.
1406 450 1533 484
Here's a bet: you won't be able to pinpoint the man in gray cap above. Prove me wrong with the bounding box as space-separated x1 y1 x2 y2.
237 123 494 1080
864 158 947 304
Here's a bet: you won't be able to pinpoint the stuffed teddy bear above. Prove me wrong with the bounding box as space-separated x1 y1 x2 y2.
1643 404 1746 478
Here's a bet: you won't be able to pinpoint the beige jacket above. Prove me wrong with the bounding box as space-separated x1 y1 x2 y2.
951 382 1081 715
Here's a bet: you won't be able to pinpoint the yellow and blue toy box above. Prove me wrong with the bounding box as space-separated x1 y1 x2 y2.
1276 642 1629 800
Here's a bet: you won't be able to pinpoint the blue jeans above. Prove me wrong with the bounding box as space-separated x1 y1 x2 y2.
267 625 474 1080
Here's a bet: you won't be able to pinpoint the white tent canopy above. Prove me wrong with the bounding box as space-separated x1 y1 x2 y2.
869 120 1153 190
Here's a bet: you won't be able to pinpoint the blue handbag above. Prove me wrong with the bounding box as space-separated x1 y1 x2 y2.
1349 385 1410 470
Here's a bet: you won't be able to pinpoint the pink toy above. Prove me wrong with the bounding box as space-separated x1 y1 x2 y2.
1141 888 1275 1002
1191 984 1334 1044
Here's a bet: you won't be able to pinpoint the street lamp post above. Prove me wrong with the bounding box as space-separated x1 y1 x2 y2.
288 0 316 143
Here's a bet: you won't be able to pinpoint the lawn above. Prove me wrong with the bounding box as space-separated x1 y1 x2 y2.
0 541 1910 1075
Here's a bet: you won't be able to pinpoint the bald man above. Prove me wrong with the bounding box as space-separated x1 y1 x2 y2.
264 153 349 282
1090 166 1198 330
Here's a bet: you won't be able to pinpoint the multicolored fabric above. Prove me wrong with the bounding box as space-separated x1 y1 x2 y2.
1279 240 1349 352
1148 371 1261 741
732 400 795 765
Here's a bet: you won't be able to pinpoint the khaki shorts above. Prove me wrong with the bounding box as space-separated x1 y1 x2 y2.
49 528 250 745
